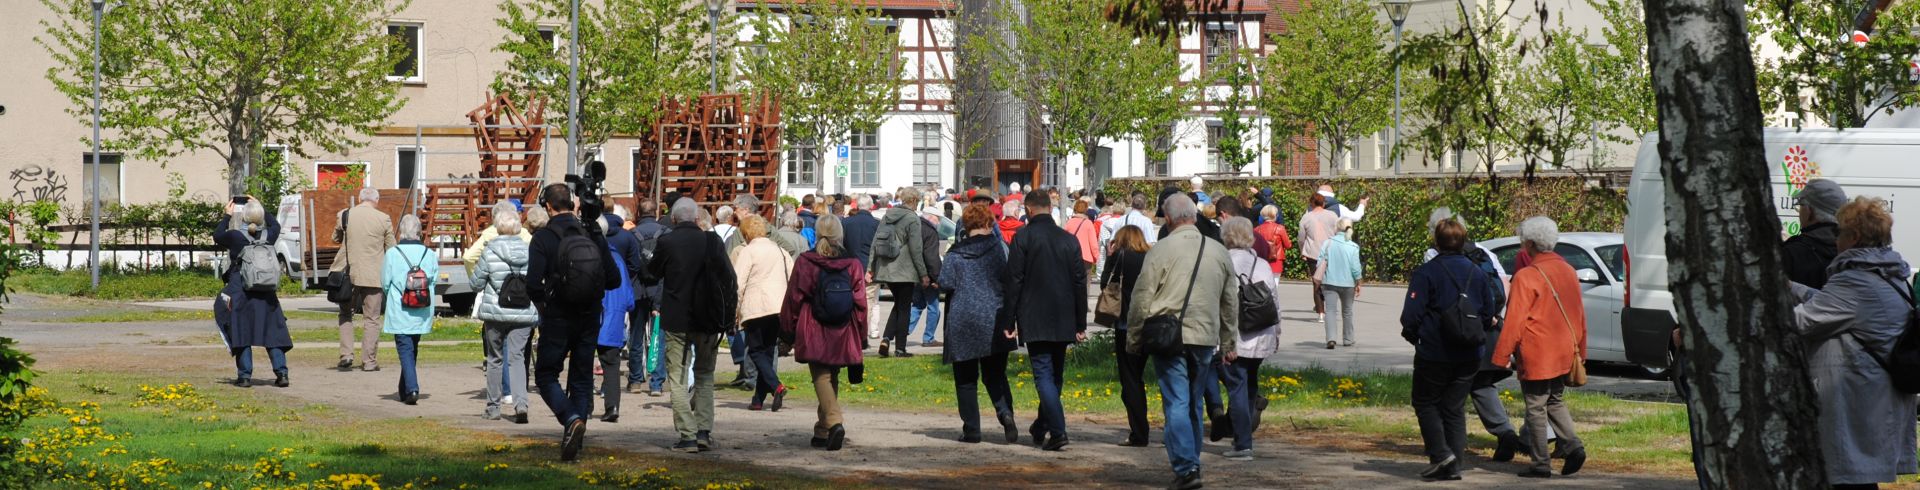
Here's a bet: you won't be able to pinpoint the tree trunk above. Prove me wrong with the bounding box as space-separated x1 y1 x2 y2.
1643 0 1829 487
227 145 250 197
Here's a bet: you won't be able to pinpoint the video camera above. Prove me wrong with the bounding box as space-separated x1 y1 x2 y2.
566 160 608 233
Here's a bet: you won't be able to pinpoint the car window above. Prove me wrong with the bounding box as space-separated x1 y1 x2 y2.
1555 244 1604 282
1595 245 1626 283
1492 245 1520 274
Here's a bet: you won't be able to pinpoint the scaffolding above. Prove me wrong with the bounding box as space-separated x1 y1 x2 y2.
636 94 782 211
418 92 549 248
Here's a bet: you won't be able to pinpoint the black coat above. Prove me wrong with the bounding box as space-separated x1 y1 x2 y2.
212 215 292 350
630 216 667 302
843 212 880 268
1783 222 1839 289
919 217 943 283
602 214 644 285
526 213 622 314
646 222 738 334
1100 249 1146 326
1005 215 1088 343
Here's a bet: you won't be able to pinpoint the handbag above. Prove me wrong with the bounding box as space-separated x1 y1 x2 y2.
1135 236 1207 357
1536 268 1587 387
1094 252 1125 327
326 212 355 304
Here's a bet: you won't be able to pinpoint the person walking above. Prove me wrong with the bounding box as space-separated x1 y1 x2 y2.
595 214 639 423
1298 193 1338 324
843 196 882 340
628 201 668 396
1317 219 1363 349
648 197 740 453
1004 192 1088 451
1784 179 1847 288
1401 217 1498 481
214 198 292 389
939 204 1020 444
734 214 794 412
772 210 810 257
1422 208 1529 461
1253 206 1291 275
1219 217 1281 462
382 215 437 406
1102 225 1152 447
780 214 869 451
1063 200 1100 273
472 204 537 423
334 187 395 371
1128 193 1237 490
908 206 946 348
527 184 622 461
998 201 1025 244
1786 197 1917 488
1491 216 1589 478
1101 192 1159 247
873 188 930 358
463 200 531 275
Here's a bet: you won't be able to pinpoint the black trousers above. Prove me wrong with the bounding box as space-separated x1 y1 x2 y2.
1114 329 1152 441
883 282 917 351
953 351 1015 435
743 315 782 405
534 312 601 427
1411 358 1478 465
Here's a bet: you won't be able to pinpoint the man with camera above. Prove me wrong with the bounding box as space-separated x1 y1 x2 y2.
526 182 622 461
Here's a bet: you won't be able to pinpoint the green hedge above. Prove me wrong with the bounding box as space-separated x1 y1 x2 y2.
1102 176 1626 283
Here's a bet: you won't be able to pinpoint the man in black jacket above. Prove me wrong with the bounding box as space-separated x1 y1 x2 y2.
842 195 882 339
1004 191 1088 451
646 197 739 453
1784 179 1846 288
627 200 668 395
526 183 622 461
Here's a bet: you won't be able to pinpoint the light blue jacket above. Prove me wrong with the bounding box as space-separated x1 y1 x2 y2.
382 241 438 335
1319 233 1363 288
471 235 539 325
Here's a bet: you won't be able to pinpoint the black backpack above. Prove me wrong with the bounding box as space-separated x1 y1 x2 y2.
1863 277 1920 394
813 264 856 327
497 272 531 309
1237 260 1279 333
690 233 737 333
550 223 607 305
1431 260 1487 348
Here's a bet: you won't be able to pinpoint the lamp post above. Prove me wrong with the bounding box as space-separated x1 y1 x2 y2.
1588 42 1608 170
88 1 116 291
1382 0 1411 175
566 0 580 176
708 0 722 94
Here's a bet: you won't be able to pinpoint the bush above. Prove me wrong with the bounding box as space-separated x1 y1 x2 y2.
1104 176 1625 283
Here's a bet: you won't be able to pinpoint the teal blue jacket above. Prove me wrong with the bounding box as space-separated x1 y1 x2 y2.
1319 233 1363 288
382 241 438 335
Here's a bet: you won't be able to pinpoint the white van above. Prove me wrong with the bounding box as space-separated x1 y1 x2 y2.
1624 129 1920 370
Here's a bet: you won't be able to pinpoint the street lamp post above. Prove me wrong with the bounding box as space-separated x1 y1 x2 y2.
1588 42 1608 170
88 0 115 291
566 0 580 176
709 1 722 94
1382 0 1411 175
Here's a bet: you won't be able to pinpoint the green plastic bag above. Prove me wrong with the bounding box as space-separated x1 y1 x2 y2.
645 315 663 373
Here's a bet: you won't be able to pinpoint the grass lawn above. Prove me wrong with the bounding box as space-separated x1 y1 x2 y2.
5 370 828 489
13 268 309 301
63 309 337 324
758 331 1694 476
286 319 486 344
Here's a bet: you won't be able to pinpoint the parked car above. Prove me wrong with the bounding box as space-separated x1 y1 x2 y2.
210 195 307 278
1479 232 1652 377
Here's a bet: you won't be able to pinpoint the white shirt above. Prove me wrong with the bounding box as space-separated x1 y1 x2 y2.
1101 209 1158 245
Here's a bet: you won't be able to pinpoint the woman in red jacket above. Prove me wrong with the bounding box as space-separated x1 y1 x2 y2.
1253 205 1292 274
780 213 869 451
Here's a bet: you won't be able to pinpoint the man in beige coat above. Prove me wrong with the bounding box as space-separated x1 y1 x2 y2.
332 187 396 371
1127 193 1237 490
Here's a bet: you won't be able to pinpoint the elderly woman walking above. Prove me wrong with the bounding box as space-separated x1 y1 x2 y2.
1103 225 1153 446
1787 197 1917 489
1401 217 1498 481
780 214 869 451
383 214 438 405
940 204 1020 444
735 214 794 412
1218 217 1281 461
1491 216 1589 478
473 203 537 423
1317 219 1363 349
214 197 293 388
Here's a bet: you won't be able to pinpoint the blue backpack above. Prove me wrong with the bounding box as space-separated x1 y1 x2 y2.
812 265 856 328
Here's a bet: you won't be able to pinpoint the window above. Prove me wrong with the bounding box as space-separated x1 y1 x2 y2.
849 130 879 187
1146 131 1171 177
1596 244 1627 282
1204 23 1239 68
532 26 560 82
315 162 368 191
81 153 123 204
786 142 818 186
387 23 422 82
1555 243 1604 282
396 147 421 189
912 123 940 186
1207 123 1228 173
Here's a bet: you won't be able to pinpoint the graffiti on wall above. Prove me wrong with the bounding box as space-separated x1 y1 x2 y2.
10 165 69 202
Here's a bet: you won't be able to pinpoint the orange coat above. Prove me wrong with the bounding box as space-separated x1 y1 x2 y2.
1491 252 1588 381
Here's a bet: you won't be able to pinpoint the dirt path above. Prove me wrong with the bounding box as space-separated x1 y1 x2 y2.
10 293 1693 489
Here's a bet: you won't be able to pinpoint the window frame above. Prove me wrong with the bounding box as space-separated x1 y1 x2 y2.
849 129 880 188
386 22 424 83
1203 22 1239 69
786 142 819 187
80 152 125 205
1206 122 1228 173
395 146 423 190
911 123 940 187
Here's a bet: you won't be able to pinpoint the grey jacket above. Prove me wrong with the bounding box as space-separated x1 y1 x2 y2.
471 235 540 325
1790 246 1918 484
771 229 809 258
870 207 927 284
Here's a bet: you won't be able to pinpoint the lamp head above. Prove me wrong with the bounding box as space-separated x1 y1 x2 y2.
1382 0 1412 25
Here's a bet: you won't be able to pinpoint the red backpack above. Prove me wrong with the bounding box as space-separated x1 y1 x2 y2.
400 248 432 309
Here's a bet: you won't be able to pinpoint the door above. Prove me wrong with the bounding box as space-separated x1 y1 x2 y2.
1556 243 1624 362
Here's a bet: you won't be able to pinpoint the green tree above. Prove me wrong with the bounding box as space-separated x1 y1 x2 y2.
974 0 1188 188
1399 0 1521 174
241 151 309 216
1586 0 1656 139
1750 0 1920 127
743 0 903 191
1211 48 1263 174
1259 0 1393 174
36 0 408 196
494 0 725 168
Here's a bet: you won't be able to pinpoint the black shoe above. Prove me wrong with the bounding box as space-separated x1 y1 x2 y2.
673 439 700 453
896 350 914 358
810 436 828 448
1207 412 1231 442
337 358 353 370
1326 341 1336 350
771 385 787 412
514 412 529 424
959 431 982 444
1118 436 1149 447
600 411 619 423
1029 422 1046 446
999 413 1020 443
826 424 846 451
402 392 419 405
1517 468 1552 479
274 374 289 388
233 377 251 388
1419 455 1457 479
1561 447 1587 476
1168 471 1203 490
1492 433 1521 462
697 430 713 452
1041 433 1070 451
878 342 891 358
560 419 587 461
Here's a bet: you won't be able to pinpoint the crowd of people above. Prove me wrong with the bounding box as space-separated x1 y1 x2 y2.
206 174 1915 488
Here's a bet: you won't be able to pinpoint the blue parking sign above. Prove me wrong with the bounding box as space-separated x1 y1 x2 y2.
837 145 849 159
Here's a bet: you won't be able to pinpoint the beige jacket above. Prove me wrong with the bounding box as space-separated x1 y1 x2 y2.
333 203 396 288
461 225 533 273
732 237 793 322
1127 225 1238 351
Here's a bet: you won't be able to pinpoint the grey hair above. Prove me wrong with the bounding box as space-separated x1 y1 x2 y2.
814 213 846 257
1163 193 1198 224
732 194 760 215
779 210 802 230
697 207 713 230
1222 216 1255 250
1337 218 1354 235
855 195 874 211
492 202 522 236
398 214 423 241
1427 207 1468 236
358 187 381 203
1002 200 1022 217
610 204 630 220
715 205 735 225
240 200 267 232
1129 192 1149 211
525 207 550 230
897 187 922 207
1518 216 1560 253
670 197 700 224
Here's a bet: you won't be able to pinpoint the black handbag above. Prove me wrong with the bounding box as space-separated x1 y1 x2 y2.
326 271 353 303
1136 236 1207 357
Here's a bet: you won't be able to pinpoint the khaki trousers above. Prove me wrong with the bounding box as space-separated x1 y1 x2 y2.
865 282 883 339
811 365 843 438
338 287 384 365
665 330 720 441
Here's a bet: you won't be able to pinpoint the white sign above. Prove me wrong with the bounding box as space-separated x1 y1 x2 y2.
835 164 850 177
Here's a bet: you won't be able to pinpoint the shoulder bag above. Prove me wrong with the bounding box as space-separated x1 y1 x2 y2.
1093 251 1125 327
1136 237 1206 356
325 211 354 304
1536 268 1587 387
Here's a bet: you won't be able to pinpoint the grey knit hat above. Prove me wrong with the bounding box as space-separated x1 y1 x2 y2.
1796 179 1847 224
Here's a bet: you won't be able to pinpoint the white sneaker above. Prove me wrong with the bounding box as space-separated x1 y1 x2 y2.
1224 449 1254 461
1319 314 1327 323
501 395 513 407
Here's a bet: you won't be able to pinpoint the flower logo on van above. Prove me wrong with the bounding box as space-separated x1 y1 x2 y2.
1781 145 1822 197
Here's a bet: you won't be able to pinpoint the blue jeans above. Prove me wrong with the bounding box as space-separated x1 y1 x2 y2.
394 334 421 395
648 321 668 391
1027 341 1070 440
232 346 287 380
1156 346 1216 477
1220 356 1262 451
908 287 942 343
626 305 650 384
535 312 601 427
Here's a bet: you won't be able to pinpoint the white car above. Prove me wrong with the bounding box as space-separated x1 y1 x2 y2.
1478 233 1656 377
